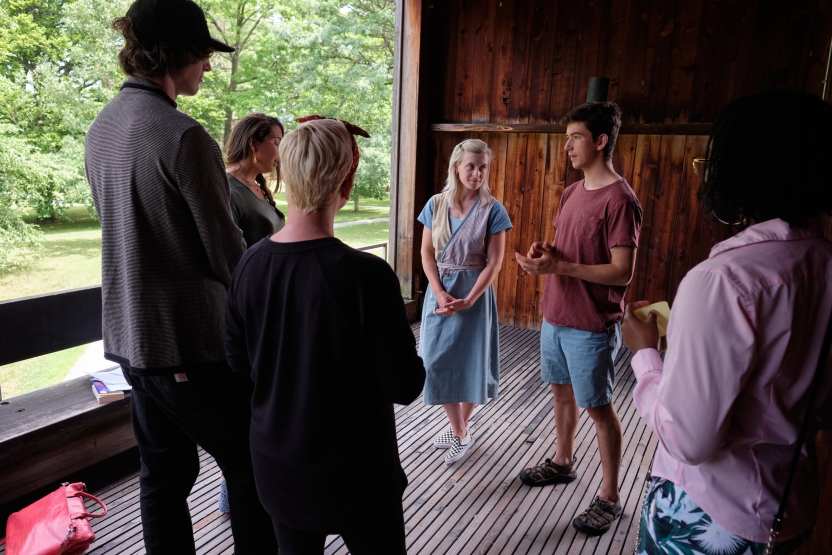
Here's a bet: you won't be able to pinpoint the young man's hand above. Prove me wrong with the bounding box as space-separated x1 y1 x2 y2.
515 242 561 275
622 300 661 353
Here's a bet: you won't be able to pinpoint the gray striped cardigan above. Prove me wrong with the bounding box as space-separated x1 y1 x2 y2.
85 77 246 373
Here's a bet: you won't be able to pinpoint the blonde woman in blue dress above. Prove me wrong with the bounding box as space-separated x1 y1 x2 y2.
418 139 512 464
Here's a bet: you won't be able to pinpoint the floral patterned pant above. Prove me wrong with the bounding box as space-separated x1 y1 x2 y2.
637 478 808 555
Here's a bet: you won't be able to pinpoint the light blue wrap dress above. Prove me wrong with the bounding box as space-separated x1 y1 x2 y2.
417 193 513 405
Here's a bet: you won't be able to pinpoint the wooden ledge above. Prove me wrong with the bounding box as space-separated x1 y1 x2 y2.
0 377 135 506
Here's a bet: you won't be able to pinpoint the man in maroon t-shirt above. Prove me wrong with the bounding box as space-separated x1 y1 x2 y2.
515 102 643 536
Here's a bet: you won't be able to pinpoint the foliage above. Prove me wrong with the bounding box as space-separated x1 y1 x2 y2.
0 0 396 265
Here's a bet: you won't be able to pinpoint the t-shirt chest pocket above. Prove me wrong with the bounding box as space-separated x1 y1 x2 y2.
577 212 604 262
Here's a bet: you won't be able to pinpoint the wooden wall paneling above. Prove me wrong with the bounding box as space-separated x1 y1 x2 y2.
488 0 515 122
512 134 549 330
804 0 832 97
488 133 510 313
694 215 731 274
496 133 529 327
471 0 497 123
452 0 477 122
596 0 629 104
775 0 819 91
613 134 638 187
640 135 687 304
507 1 536 123
438 0 459 122
689 0 728 122
571 0 603 109
548 0 581 119
534 134 568 331
615 0 653 123
665 135 709 302
743 0 787 96
640 0 678 123
628 135 663 303
714 0 758 111
527 0 559 123
664 0 702 123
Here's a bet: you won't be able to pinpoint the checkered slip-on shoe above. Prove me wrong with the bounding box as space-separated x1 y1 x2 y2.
445 432 475 464
433 427 455 449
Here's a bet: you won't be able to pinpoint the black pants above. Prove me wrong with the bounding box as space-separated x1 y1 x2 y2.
271 508 407 555
124 364 279 555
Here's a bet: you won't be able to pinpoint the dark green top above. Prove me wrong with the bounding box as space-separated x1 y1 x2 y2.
228 174 286 248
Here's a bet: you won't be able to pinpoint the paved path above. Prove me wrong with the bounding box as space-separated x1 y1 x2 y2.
333 217 388 228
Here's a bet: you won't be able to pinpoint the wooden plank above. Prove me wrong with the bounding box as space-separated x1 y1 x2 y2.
471 0 497 123
549 0 581 118
640 134 686 305
0 286 102 366
640 0 678 124
743 0 788 96
452 0 477 122
664 0 702 123
430 123 715 134
666 135 709 303
804 0 832 98
628 135 662 304
528 0 559 122
714 0 758 110
488 0 515 123
596 0 629 104
513 134 549 330
615 0 652 123
508 0 536 123
496 133 529 327
436 0 460 123
571 0 603 108
774 0 818 91
689 0 727 122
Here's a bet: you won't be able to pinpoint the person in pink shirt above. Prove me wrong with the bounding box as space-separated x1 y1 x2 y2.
622 89 832 555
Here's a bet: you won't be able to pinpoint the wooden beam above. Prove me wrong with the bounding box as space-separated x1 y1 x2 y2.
0 286 102 366
389 0 429 299
430 123 714 135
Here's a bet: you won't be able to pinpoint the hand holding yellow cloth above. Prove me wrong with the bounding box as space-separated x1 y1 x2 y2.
633 301 670 337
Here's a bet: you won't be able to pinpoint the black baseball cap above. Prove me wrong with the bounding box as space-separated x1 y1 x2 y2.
125 0 235 53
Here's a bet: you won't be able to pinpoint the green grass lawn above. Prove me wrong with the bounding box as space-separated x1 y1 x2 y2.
0 197 390 398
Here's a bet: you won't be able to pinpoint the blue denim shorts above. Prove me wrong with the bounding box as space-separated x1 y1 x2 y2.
539 320 621 408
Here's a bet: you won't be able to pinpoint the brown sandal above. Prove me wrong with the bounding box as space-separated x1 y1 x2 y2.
518 456 578 487
572 496 622 536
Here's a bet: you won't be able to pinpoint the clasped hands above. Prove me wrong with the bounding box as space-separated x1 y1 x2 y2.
514 241 564 275
433 290 473 317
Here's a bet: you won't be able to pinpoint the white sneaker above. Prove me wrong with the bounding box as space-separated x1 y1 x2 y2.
433 427 455 449
445 432 474 464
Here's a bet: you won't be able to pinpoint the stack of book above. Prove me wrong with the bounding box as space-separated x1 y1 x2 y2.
91 380 125 403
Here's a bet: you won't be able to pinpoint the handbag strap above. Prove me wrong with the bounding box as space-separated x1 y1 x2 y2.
69 491 108 519
767 309 832 551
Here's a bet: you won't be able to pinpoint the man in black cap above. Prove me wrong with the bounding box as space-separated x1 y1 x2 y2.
84 1 279 553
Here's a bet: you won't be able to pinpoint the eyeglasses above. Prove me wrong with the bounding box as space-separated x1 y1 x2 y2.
692 157 708 179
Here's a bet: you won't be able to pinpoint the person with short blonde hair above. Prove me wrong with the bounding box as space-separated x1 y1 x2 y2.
280 118 355 213
417 138 513 465
225 116 425 555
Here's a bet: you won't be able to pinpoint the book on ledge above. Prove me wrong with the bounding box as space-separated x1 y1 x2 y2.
92 380 125 403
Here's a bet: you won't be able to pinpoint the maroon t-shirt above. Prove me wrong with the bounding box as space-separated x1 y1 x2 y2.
541 178 643 332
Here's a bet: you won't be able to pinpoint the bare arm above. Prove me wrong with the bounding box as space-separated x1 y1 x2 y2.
444 230 507 314
515 244 636 286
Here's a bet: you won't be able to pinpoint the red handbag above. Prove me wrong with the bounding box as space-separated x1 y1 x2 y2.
2 482 108 555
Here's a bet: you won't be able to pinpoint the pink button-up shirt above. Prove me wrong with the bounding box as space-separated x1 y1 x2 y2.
632 218 832 543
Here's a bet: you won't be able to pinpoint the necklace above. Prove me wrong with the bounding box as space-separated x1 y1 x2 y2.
230 169 265 199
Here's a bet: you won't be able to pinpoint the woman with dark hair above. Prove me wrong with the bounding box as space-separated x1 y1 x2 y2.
622 89 832 555
225 113 286 247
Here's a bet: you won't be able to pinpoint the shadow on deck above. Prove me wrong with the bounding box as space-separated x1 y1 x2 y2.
1 323 655 555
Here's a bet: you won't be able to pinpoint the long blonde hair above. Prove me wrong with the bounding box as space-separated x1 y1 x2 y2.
442 139 494 212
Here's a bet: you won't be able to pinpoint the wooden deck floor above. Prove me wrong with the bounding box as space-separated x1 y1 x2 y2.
2 323 656 555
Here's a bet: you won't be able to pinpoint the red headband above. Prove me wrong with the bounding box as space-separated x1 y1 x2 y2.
295 115 371 179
